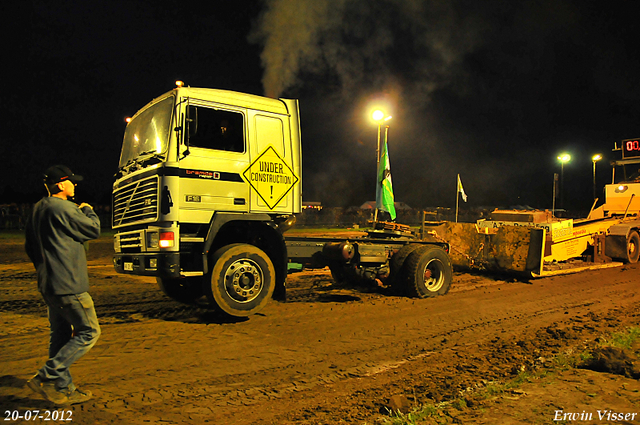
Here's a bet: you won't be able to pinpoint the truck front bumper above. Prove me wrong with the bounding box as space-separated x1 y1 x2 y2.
113 252 180 278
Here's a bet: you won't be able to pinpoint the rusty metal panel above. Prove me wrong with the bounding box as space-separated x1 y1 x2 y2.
423 222 544 275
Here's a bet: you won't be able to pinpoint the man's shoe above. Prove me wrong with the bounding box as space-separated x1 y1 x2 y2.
65 387 92 405
27 375 68 405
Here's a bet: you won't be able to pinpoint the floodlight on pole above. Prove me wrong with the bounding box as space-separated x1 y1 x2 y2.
592 154 602 201
557 153 571 209
371 110 392 163
371 110 392 223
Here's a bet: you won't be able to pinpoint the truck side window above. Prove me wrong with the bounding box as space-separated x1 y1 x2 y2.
187 106 244 153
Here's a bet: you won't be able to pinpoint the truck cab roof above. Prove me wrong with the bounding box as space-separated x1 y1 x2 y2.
144 87 291 116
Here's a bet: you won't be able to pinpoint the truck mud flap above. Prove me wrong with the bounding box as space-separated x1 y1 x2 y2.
423 222 545 276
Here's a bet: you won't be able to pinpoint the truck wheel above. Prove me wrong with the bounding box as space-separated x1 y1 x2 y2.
627 231 640 263
401 246 452 298
206 244 275 317
389 243 422 286
157 277 204 304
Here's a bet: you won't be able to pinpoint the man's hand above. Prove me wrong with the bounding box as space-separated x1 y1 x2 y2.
78 203 93 209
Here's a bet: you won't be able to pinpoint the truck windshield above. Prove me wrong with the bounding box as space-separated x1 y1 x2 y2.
119 95 175 169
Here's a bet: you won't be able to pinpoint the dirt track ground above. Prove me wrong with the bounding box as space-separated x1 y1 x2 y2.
1 234 639 424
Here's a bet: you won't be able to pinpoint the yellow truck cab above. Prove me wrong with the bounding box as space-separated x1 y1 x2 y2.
112 84 301 316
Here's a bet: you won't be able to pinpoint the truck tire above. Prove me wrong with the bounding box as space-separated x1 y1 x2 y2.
157 277 204 304
401 245 452 298
389 243 422 286
206 244 275 317
627 231 640 263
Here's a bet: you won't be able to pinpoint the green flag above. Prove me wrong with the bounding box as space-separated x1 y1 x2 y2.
376 131 396 220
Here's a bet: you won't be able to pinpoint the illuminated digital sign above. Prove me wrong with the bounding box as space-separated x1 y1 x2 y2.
622 138 640 159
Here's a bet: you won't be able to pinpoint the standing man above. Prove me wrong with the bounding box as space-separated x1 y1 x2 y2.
24 165 101 405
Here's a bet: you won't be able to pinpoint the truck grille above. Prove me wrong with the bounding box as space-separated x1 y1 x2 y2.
119 231 143 252
113 176 159 228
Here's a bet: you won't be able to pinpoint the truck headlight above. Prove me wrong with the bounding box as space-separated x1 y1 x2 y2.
147 232 159 248
114 236 121 253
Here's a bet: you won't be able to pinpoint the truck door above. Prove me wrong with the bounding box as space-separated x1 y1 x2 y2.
247 113 297 213
178 103 250 220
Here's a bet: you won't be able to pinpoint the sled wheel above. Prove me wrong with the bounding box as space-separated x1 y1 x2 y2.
626 231 640 264
389 243 422 286
402 245 452 298
206 244 275 317
157 277 204 304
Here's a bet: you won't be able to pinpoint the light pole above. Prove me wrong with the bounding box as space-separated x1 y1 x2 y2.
592 154 602 201
371 110 391 223
557 153 571 210
372 110 392 164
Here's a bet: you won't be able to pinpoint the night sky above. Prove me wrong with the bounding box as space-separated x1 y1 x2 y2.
8 0 640 212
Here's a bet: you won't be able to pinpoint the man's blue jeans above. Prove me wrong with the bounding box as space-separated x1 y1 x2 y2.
39 292 101 391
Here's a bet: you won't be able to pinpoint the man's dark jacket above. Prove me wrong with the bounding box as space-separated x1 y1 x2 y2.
25 197 101 295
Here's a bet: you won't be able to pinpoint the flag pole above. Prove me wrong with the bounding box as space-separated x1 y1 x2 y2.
456 174 460 223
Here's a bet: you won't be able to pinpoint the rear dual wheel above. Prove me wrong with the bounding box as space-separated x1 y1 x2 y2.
400 245 452 298
205 244 275 317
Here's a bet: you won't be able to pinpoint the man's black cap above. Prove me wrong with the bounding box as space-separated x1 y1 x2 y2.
43 165 84 184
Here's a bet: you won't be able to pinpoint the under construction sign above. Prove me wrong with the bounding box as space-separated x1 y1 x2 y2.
243 146 299 210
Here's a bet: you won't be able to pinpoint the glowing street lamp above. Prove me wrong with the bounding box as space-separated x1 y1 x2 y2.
557 153 571 209
592 154 602 201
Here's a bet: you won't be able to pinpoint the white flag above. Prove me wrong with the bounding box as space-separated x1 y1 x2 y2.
457 174 468 202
